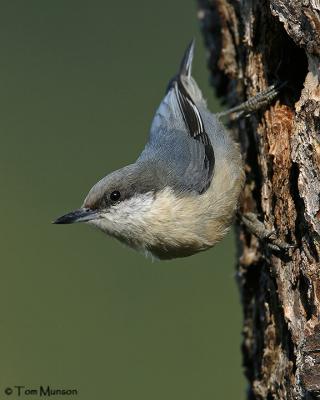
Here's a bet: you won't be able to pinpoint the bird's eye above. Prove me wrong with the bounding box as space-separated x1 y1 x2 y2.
110 190 121 202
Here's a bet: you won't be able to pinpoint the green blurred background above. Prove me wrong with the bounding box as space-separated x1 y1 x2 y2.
0 1 244 399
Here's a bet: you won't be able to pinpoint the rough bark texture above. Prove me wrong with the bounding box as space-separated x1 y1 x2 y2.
197 1 320 399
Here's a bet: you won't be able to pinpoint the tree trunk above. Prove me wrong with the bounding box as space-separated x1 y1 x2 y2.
197 1 320 399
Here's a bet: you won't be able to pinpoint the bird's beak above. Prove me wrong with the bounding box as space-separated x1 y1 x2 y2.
53 208 100 224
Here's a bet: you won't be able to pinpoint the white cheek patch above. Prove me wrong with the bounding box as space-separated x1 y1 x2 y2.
89 192 155 240
109 193 155 221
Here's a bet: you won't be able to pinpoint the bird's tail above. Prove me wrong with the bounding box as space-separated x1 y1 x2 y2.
177 39 206 106
165 39 205 106
179 39 195 78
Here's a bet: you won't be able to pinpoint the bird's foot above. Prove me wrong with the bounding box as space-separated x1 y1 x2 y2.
217 82 285 120
240 212 294 252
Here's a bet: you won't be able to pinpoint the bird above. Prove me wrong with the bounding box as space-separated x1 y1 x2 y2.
53 40 267 260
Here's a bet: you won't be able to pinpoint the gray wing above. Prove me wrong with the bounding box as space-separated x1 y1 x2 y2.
138 41 215 194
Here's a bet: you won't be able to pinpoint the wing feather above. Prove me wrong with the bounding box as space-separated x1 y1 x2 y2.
172 77 215 193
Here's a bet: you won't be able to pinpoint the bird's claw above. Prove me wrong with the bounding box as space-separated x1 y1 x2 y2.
240 212 294 252
217 82 285 120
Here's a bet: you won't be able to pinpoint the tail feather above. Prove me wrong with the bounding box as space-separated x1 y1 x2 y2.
165 39 205 106
179 39 195 78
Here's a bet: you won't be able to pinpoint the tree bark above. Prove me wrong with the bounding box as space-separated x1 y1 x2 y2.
197 1 320 399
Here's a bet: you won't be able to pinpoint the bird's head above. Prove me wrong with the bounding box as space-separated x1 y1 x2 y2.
53 163 169 252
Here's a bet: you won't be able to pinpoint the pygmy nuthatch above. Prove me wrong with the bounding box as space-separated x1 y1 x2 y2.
54 41 276 259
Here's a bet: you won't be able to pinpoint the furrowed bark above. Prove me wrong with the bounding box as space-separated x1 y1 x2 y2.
197 1 320 399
